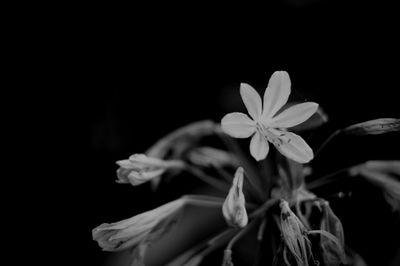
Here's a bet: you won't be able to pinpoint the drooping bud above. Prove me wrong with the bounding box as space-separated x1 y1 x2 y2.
116 154 184 186
222 167 248 228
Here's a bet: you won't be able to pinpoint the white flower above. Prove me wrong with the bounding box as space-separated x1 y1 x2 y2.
116 154 184 186
221 71 318 163
222 167 248 228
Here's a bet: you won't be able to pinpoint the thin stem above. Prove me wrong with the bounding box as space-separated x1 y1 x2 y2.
211 164 234 183
314 129 341 158
306 166 351 190
250 198 280 218
185 165 230 192
252 216 267 266
216 131 266 202
226 219 259 251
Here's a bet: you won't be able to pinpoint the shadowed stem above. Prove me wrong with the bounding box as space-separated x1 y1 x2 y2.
250 198 280 218
185 165 230 192
314 129 341 158
252 216 267 266
216 130 266 202
306 166 351 190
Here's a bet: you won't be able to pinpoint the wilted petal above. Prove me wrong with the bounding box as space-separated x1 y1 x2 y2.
269 102 319 128
222 167 248 228
221 112 256 138
240 83 262 120
250 131 269 161
92 200 185 252
261 71 291 121
272 130 314 164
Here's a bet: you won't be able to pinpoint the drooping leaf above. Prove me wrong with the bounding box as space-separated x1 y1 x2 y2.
342 118 400 135
350 160 400 212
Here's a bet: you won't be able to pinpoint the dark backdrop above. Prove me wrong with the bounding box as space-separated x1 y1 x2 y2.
44 1 400 265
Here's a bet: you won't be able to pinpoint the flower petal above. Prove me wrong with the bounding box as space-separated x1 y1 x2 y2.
249 131 270 161
221 112 256 138
272 130 313 163
240 83 262 120
261 71 291 121
269 102 319 128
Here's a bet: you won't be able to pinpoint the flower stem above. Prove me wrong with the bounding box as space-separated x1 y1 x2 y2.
306 166 351 190
314 129 341 158
185 165 230 192
216 131 266 202
250 198 280 218
226 219 259 251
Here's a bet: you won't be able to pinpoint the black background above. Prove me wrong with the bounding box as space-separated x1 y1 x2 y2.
28 1 400 265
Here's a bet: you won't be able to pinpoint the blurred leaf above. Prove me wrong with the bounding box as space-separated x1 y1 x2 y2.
320 202 347 266
289 105 328 132
342 118 400 135
350 160 400 212
147 120 219 158
145 120 219 189
187 146 239 168
345 248 369 266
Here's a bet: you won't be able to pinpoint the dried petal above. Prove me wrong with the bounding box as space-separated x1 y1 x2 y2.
279 200 312 266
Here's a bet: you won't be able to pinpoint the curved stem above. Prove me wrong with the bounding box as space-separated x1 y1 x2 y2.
250 198 280 218
185 165 230 192
314 129 341 158
216 131 266 202
225 219 259 251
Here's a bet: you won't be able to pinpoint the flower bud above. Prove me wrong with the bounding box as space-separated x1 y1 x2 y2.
116 154 184 186
222 167 248 228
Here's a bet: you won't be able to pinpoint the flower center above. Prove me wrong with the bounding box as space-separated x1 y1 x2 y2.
255 122 285 147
